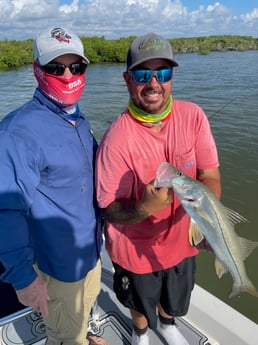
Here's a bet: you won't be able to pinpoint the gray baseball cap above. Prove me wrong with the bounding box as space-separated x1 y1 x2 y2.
126 32 178 70
33 27 90 65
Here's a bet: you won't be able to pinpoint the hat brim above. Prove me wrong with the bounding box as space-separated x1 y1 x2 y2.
38 49 90 65
128 57 178 70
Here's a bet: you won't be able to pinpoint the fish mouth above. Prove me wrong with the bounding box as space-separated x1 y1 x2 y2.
154 178 171 188
186 198 195 202
180 196 201 208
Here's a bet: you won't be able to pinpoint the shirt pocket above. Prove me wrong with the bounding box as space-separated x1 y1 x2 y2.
174 147 196 177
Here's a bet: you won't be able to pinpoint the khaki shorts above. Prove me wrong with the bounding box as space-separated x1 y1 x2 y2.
36 259 101 345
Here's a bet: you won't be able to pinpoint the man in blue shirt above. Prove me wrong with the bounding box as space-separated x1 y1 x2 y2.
0 26 106 345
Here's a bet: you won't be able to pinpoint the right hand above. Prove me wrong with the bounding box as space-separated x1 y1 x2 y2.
16 275 50 317
140 181 173 216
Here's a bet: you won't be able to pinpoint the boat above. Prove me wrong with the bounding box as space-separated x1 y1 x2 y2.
1 249 257 345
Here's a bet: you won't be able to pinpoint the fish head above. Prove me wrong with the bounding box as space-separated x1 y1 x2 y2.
154 162 202 207
172 174 203 207
154 162 178 188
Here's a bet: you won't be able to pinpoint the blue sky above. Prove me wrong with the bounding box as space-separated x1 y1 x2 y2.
182 0 255 16
0 0 257 40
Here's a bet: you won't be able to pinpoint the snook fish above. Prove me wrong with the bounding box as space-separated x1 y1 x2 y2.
154 162 258 298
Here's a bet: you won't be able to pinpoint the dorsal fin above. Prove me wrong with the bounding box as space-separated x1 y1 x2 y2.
225 207 248 225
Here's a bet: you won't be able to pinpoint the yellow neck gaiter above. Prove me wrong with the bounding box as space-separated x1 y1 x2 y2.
128 95 172 124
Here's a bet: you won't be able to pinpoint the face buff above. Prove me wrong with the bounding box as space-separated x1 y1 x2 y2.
128 95 172 124
33 62 85 107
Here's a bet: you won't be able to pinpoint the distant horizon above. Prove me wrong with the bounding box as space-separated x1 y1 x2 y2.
1 33 258 43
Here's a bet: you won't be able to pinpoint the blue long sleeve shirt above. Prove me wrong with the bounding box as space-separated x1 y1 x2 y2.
0 89 102 290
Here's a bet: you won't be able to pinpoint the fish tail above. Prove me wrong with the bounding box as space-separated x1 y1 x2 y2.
229 281 258 298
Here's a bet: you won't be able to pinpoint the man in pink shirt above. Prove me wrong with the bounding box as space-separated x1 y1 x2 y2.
96 33 221 345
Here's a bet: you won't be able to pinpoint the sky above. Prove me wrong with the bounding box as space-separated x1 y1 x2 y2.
0 0 258 41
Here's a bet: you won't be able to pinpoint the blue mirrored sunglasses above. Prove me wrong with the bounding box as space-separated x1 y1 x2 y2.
129 68 173 84
42 62 87 76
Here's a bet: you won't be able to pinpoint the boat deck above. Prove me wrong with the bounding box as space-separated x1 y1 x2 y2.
0 267 212 345
1 252 258 345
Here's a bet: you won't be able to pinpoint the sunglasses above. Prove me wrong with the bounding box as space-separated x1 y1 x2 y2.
129 68 173 84
42 62 87 76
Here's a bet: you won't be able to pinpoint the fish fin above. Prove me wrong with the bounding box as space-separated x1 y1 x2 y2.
224 207 248 225
238 237 258 261
215 257 228 278
229 281 258 299
189 219 204 246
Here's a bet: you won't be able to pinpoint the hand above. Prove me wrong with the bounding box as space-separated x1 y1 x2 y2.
16 275 50 316
196 238 213 252
140 181 173 215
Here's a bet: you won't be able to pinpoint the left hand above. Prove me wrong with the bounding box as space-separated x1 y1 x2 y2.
16 275 50 316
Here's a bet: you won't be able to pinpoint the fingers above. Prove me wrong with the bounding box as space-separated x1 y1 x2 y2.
196 238 213 252
16 275 50 317
153 185 173 204
141 183 173 215
37 300 49 317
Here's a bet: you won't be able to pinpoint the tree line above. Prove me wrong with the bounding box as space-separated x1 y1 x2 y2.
0 35 257 70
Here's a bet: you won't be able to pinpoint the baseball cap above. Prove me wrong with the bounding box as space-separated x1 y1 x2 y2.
126 33 178 70
33 27 90 65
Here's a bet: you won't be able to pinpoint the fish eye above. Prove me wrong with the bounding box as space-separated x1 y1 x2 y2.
176 171 182 176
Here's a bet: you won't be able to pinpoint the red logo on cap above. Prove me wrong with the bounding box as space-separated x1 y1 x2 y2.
51 27 71 43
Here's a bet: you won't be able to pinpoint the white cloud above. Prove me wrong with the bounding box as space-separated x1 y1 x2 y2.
60 0 79 13
0 0 257 40
241 8 258 24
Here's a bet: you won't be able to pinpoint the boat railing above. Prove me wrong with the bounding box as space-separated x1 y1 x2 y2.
0 307 33 327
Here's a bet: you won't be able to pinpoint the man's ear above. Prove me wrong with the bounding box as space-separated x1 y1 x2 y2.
123 71 130 83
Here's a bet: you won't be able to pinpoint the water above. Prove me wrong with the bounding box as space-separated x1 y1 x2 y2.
0 51 258 323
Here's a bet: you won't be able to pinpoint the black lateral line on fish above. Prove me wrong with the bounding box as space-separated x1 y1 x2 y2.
197 201 243 282
216 212 244 282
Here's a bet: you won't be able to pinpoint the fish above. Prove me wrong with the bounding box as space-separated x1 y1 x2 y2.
154 161 258 298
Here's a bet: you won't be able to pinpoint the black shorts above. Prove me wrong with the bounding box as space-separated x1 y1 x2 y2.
112 256 196 329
